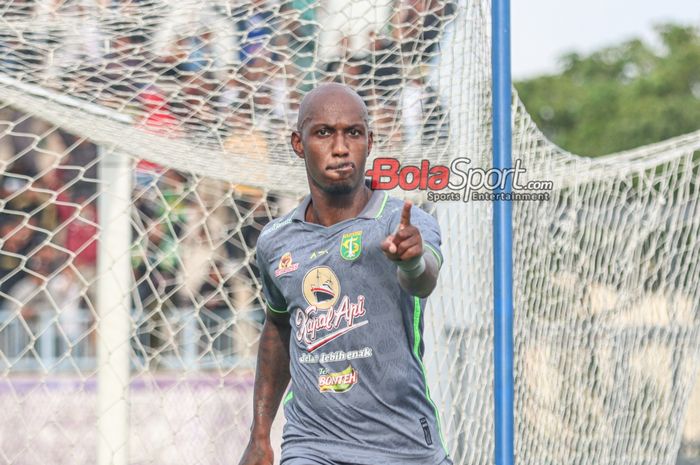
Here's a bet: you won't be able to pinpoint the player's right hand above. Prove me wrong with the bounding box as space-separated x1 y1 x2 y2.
237 439 273 465
381 200 423 263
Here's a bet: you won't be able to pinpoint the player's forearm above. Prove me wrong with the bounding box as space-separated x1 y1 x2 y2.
249 317 291 441
397 252 439 298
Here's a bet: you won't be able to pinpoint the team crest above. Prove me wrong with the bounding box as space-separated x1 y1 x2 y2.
340 231 362 261
275 252 299 277
302 266 340 309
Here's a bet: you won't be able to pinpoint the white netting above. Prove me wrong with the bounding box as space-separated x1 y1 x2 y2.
0 0 461 190
0 1 699 465
510 106 700 465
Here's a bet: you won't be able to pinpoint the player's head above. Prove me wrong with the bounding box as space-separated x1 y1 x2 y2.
291 83 373 196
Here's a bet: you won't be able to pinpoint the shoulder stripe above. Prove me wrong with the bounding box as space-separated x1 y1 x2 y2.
374 192 389 219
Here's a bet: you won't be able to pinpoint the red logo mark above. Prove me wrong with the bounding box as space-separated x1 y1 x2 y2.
365 158 450 191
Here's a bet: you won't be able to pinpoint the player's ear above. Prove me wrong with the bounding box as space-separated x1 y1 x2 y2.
291 130 304 159
367 130 373 155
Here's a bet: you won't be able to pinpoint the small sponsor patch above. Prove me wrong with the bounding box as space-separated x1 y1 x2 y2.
318 365 358 393
309 249 329 260
275 252 299 277
340 230 362 261
420 417 433 445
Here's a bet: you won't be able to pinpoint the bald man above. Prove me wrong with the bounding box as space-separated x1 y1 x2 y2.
238 83 451 465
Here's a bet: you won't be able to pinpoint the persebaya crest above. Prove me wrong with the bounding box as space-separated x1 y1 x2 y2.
340 231 362 261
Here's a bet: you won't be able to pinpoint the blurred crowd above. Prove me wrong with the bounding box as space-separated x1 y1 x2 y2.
0 0 456 368
0 112 284 367
1 0 456 147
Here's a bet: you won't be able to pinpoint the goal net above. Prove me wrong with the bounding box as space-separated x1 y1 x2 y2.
1 1 699 464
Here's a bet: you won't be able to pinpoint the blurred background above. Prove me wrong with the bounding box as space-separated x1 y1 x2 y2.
0 0 698 464
513 3 700 462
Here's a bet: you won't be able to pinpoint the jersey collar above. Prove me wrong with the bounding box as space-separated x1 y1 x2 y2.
292 186 388 223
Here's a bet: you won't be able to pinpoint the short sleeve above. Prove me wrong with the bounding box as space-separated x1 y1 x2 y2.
389 203 444 268
255 244 289 315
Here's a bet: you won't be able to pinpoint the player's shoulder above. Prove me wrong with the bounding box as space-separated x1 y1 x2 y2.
380 195 440 229
377 194 407 221
257 208 298 252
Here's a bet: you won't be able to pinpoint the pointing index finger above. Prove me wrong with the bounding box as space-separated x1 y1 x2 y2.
400 200 412 229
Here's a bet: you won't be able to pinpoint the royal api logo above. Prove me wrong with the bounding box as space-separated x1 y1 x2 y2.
340 230 362 261
275 252 299 277
297 266 368 352
302 266 340 309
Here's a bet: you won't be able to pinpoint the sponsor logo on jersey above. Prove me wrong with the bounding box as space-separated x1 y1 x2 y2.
309 249 329 260
419 417 433 445
297 266 368 352
318 365 358 393
340 230 362 261
302 266 340 309
275 252 299 277
261 218 292 238
299 347 373 364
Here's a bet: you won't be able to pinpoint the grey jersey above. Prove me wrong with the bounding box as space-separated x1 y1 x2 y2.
256 189 450 465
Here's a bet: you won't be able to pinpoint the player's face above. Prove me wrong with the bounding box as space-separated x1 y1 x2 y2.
292 95 373 196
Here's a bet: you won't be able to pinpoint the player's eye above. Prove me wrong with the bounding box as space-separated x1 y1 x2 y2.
317 128 330 136
348 128 361 136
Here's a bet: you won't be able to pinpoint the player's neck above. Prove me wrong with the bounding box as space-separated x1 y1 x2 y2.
305 185 371 227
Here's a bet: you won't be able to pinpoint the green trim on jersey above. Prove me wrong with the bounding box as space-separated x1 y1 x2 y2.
424 243 443 268
374 192 389 219
284 390 294 405
267 302 288 314
412 296 449 456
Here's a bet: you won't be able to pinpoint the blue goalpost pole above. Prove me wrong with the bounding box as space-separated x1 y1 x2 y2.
491 0 515 464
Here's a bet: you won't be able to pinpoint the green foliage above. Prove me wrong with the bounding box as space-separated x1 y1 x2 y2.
515 24 700 157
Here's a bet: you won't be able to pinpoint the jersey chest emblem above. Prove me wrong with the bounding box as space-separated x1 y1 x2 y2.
297 266 368 352
340 230 362 261
302 266 340 308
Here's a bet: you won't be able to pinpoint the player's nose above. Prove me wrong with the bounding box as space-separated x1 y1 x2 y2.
331 132 350 157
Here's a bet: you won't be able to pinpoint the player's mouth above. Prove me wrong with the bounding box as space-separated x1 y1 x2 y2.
326 162 354 175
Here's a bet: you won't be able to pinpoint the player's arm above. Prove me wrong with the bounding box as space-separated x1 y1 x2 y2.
238 311 291 465
240 311 291 465
381 201 440 298
396 250 439 298
239 246 291 465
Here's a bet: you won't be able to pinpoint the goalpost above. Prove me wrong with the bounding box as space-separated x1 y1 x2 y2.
491 0 514 464
1 1 699 465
